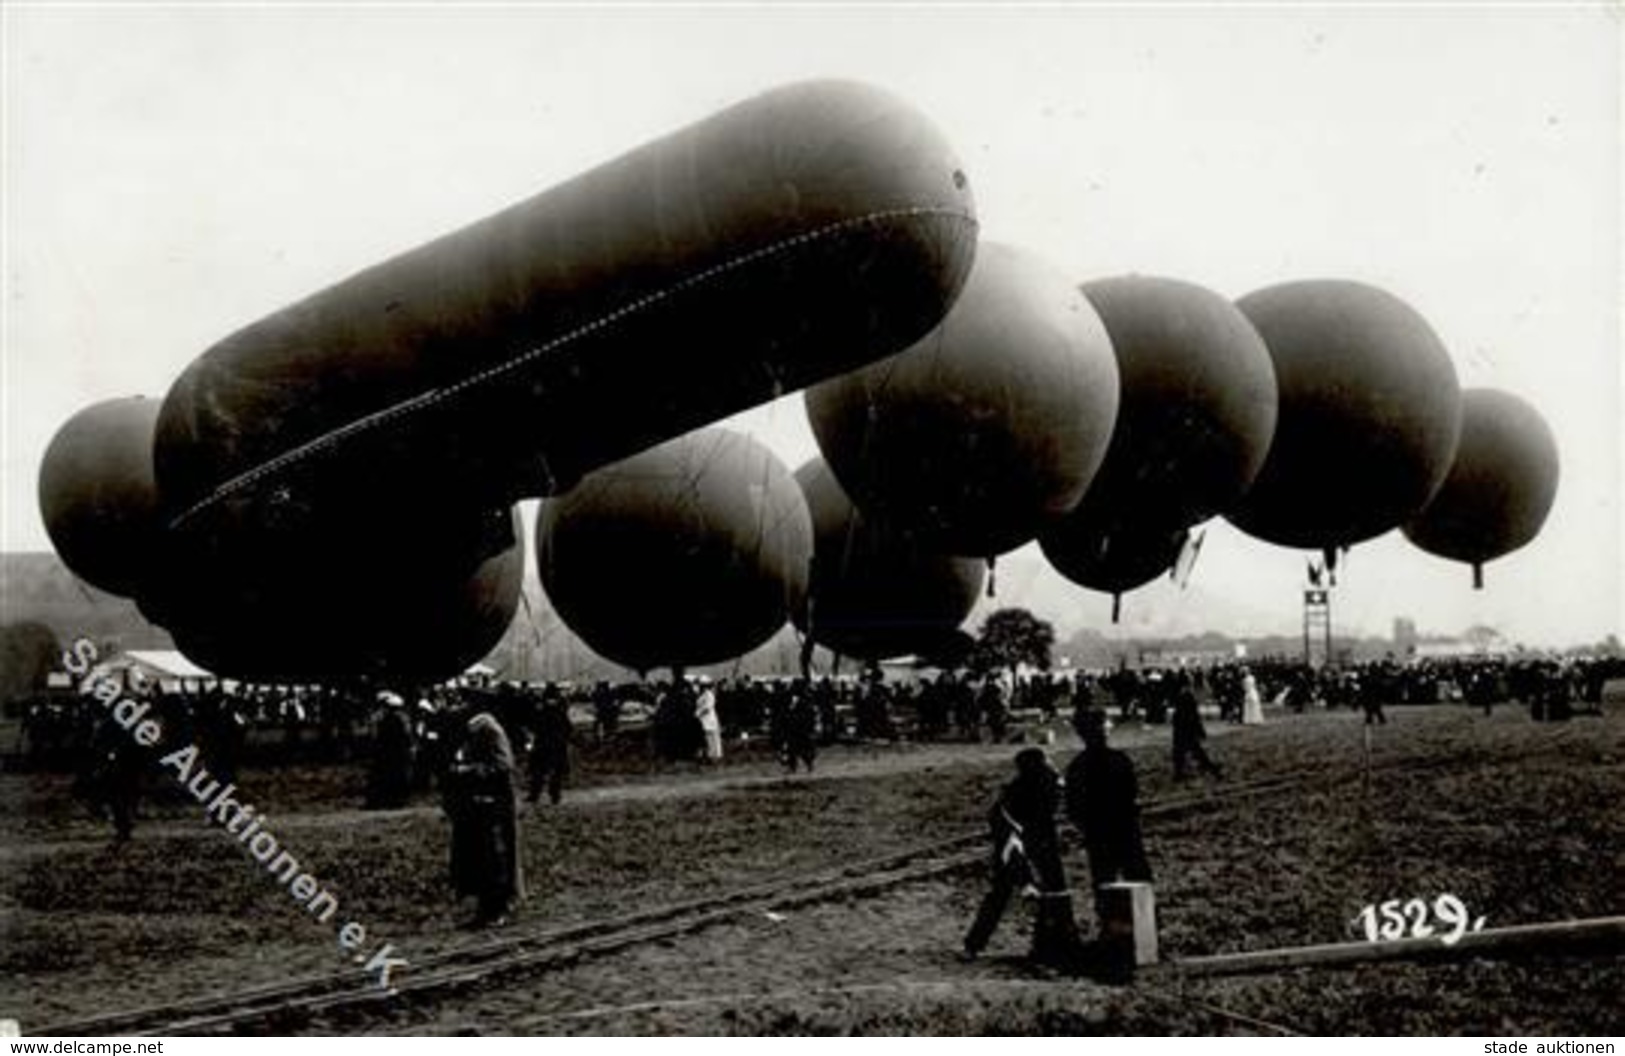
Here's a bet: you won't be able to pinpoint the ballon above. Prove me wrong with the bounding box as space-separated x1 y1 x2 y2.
1071 275 1277 532
154 80 975 540
40 80 973 685
1403 388 1559 586
792 457 985 661
537 429 812 672
37 397 162 597
805 242 1119 556
1227 280 1462 549
146 507 523 683
1039 519 1189 622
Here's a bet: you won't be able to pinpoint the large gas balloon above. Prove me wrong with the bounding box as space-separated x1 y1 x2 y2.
1039 518 1188 622
1072 276 1277 532
42 80 973 686
805 242 1119 557
537 429 812 673
1403 388 1559 586
1226 280 1462 549
154 80 976 561
792 457 984 661
144 507 523 683
38 397 162 597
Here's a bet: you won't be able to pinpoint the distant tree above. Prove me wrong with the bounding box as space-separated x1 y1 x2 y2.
0 621 61 705
970 608 1054 681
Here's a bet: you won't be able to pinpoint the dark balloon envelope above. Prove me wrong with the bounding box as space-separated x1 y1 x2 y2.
805 241 1119 557
37 397 163 598
792 457 985 661
1071 275 1277 533
1039 519 1188 622
40 80 976 683
154 79 976 556
1403 388 1559 586
537 429 812 674
39 398 521 683
143 507 524 683
1226 280 1462 550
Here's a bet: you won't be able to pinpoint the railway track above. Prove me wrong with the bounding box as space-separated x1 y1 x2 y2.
36 723 1581 1035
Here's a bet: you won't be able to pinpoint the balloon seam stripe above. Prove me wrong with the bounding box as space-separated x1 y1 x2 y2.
167 205 978 529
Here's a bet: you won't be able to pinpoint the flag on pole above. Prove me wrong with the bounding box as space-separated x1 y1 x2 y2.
1170 528 1206 589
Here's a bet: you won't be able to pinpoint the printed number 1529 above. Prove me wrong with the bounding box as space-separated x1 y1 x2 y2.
1353 894 1486 946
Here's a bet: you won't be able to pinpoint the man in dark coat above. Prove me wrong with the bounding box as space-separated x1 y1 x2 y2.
591 681 620 745
527 688 572 805
79 711 146 844
1170 676 1222 780
366 692 415 809
1064 708 1152 923
963 748 1085 970
781 683 818 773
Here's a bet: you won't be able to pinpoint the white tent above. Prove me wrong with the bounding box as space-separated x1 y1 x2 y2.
96 650 217 692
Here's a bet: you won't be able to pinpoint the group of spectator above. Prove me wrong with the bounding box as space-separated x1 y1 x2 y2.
15 653 1620 782
12 646 1618 937
19 651 1621 856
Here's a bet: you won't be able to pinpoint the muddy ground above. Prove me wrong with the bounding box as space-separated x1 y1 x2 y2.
1 703 1619 1035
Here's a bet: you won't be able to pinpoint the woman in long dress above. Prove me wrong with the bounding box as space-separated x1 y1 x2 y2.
1241 669 1266 725
445 712 524 926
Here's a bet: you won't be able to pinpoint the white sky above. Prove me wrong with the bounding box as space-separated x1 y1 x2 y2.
3 4 1620 647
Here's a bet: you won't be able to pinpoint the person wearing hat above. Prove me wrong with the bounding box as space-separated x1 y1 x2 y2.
962 747 1086 970
366 691 415 809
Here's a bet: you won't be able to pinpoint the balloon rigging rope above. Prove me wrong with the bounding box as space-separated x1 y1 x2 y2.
167 204 978 532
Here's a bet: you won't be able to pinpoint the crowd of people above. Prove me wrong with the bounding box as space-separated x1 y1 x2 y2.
14 654 1618 782
8 650 1617 924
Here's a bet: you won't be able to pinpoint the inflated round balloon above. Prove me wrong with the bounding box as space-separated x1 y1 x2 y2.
1227 280 1462 549
537 428 812 672
1039 517 1188 622
1403 388 1559 586
1072 276 1277 532
37 397 162 597
147 507 523 683
792 457 985 661
1040 519 1188 595
805 241 1119 557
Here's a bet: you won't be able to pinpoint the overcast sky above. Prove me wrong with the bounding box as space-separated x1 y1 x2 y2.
4 5 1620 647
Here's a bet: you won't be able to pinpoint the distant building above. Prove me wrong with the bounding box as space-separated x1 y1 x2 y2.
1412 626 1512 660
1136 647 1235 668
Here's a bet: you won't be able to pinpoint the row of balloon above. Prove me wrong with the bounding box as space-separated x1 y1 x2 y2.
35 81 1559 682
537 240 1559 674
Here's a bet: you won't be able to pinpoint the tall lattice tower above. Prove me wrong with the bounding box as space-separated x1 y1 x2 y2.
1303 585 1332 667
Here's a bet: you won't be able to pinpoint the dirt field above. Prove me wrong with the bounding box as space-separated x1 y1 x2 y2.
1 703 1620 1036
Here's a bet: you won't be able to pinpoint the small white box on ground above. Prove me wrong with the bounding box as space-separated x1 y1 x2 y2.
1098 881 1158 966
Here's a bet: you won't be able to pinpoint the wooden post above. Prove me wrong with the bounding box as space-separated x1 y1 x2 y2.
1098 881 1158 966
